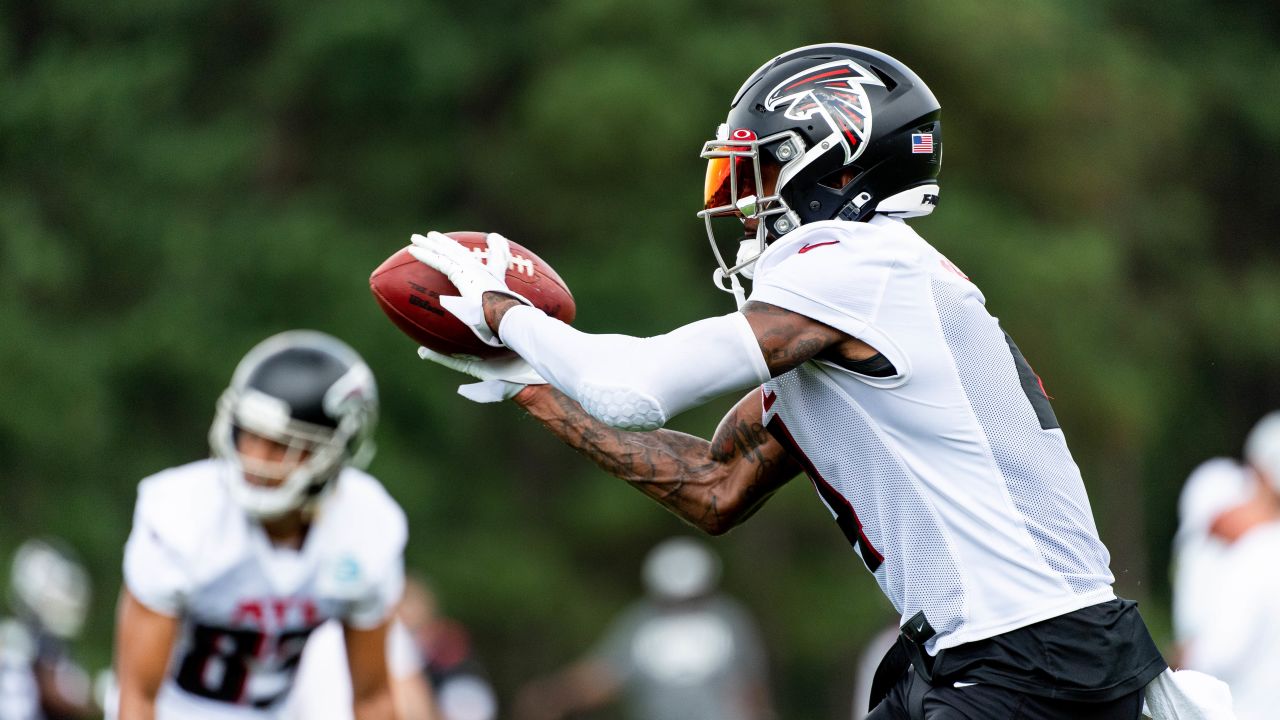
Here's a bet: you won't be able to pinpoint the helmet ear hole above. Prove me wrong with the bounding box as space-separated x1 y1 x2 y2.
819 166 863 191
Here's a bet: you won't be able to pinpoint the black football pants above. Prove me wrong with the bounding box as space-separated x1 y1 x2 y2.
865 669 1145 720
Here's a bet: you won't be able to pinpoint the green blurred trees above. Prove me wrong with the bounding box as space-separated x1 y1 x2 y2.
1 1 1277 717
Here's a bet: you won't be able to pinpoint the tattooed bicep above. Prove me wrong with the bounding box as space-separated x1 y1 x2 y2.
741 301 840 376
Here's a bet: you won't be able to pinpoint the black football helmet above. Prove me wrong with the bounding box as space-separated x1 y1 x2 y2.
699 43 942 284
209 330 378 519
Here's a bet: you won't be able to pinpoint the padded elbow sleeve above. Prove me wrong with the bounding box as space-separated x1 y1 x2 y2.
498 306 770 430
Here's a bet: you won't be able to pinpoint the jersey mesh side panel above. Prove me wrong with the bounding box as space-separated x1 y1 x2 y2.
930 280 1112 595
770 370 966 637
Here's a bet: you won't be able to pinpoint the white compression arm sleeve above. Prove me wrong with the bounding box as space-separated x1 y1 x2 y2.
498 305 770 430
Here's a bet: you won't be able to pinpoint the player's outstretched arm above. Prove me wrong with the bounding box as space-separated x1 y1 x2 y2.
514 385 802 535
417 241 871 431
482 294 877 425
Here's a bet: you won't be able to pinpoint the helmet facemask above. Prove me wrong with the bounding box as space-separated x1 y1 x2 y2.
698 126 805 292
211 390 348 520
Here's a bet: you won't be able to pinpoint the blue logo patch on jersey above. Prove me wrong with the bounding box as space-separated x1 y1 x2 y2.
334 556 361 585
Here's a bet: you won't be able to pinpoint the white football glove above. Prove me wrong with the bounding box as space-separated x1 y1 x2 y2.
418 347 546 403
407 231 530 347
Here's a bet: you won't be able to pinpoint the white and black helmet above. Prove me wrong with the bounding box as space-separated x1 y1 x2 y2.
1245 411 1280 491
210 330 378 519
642 537 722 602
699 43 942 284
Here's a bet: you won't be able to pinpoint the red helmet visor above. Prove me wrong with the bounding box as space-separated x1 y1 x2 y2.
703 151 757 210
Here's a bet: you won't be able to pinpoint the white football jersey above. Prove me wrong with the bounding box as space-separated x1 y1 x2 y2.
751 216 1115 653
122 459 407 719
0 619 39 720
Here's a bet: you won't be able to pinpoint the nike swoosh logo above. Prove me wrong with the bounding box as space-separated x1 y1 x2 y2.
798 240 840 254
953 681 978 689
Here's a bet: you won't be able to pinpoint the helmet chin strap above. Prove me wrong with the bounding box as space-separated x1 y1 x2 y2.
712 229 769 310
712 268 748 310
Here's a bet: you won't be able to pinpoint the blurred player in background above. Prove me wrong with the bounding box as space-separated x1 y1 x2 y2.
113 330 406 720
411 43 1195 718
1169 457 1251 665
1173 412 1280 720
398 578 496 720
513 537 772 720
286 615 436 720
850 622 901 720
0 538 97 720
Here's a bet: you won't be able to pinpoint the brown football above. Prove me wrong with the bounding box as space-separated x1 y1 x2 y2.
369 231 576 358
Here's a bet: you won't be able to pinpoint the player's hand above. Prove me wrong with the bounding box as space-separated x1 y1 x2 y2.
418 347 546 402
408 231 530 347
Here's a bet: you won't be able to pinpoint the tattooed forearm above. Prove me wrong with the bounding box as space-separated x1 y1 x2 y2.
543 389 721 526
482 292 523 334
708 410 800 523
515 385 799 534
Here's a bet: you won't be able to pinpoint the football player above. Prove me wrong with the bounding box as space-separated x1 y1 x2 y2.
413 45 1179 718
2 538 98 720
1174 413 1280 720
113 331 406 720
396 578 496 720
514 537 771 720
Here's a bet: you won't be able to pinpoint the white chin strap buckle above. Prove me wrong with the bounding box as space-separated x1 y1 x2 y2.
712 268 748 309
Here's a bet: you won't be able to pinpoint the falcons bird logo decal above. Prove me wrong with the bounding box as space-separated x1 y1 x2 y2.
764 60 884 165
